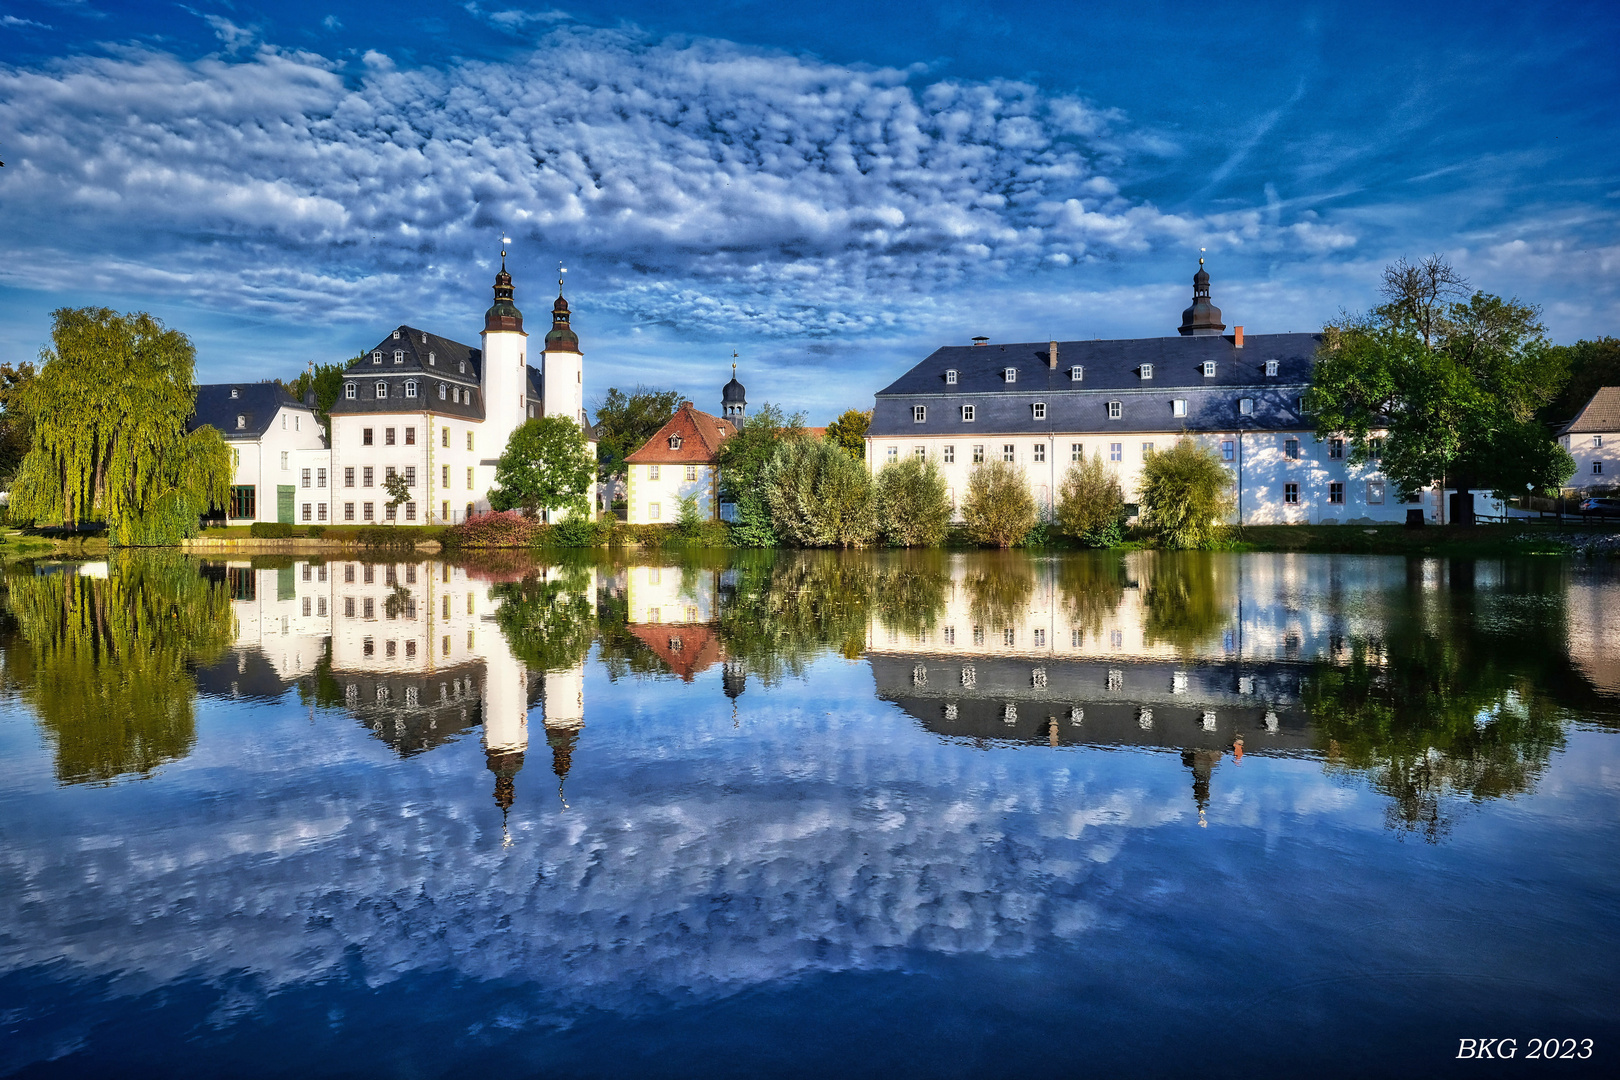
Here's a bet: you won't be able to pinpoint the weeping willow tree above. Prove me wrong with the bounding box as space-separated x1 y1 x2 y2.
5 553 237 785
9 308 232 544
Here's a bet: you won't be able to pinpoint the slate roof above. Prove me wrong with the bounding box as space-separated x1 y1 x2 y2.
330 324 486 420
625 403 735 464
870 332 1320 437
1561 386 1620 435
191 382 310 439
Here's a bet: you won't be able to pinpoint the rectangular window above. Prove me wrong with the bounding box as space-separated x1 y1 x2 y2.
442 464 450 487
1329 438 1344 459
1004 367 1017 383
466 467 474 488
1266 359 1279 376
961 405 975 422
972 626 984 646
345 564 355 583
376 383 387 399
1325 481 1345 505
1002 444 1015 462
405 427 416 445
406 502 417 521
1140 364 1153 380
1367 481 1385 505
345 383 356 399
1368 437 1383 459
301 502 312 522
385 503 397 521
686 464 698 480
914 445 927 460
1285 438 1300 460
363 565 375 584
385 427 396 446
1033 628 1045 647
886 446 898 463
344 502 355 521
228 485 256 519
1071 443 1083 461
363 598 375 619
972 445 985 464
1595 461 1604 475
1172 399 1187 417
1033 444 1046 463
1003 628 1015 646
442 427 450 448
1069 365 1083 382
318 503 328 522
385 465 397 483
363 466 374 487
404 466 415 486
442 636 451 657
1594 435 1603 448
280 451 289 470
467 432 474 451
362 428 374 446
442 500 450 521
363 502 374 521
1032 402 1046 420
317 468 327 489
1284 483 1299 504
1110 442 1122 462
344 597 355 618
1239 398 1254 415
1142 442 1154 457
405 382 417 399
648 464 660 481
945 369 957 385
1203 361 1216 377
913 405 927 423
944 627 955 645
317 598 326 616
1107 401 1122 420
344 467 355 488
301 468 311 488
943 445 955 463
649 501 662 521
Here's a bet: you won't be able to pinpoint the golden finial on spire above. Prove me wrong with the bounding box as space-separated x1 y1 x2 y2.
558 262 567 294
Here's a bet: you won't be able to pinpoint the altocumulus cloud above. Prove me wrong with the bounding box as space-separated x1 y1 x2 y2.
0 26 1340 340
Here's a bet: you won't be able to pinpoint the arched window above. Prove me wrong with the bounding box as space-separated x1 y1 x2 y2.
376 382 388 399
438 383 446 400
428 351 435 365
345 382 356 400
405 380 417 398
458 360 466 374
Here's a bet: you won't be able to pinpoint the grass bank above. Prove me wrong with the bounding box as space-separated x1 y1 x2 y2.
1226 522 1617 557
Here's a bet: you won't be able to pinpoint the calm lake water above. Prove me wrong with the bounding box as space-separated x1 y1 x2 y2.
1 550 1617 1078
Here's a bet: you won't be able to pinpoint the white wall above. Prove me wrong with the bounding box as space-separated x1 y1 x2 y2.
626 462 718 525
225 405 326 523
1564 431 1619 491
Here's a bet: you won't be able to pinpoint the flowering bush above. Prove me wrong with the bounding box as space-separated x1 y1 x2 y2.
442 510 539 549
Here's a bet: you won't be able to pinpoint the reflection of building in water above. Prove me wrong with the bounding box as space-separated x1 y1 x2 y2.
1566 574 1620 699
202 559 595 813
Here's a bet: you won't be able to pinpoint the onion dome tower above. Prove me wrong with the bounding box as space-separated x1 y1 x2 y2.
545 291 579 353
484 253 524 333
1178 257 1227 337
722 362 747 420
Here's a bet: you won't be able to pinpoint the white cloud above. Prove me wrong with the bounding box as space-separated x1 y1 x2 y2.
2 15 51 29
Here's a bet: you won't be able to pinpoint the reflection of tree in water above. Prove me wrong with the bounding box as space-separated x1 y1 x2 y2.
871 550 949 639
1303 565 1575 842
1140 552 1231 655
4 553 235 785
488 562 597 672
963 552 1035 632
719 552 875 679
1055 553 1128 638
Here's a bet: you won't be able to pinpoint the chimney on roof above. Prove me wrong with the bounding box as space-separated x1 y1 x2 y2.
680 400 693 410
1048 340 1058 369
1234 325 1244 348
972 336 989 346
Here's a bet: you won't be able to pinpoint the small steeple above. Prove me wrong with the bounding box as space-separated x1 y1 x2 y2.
545 262 580 354
484 243 524 334
722 355 747 419
1178 254 1227 337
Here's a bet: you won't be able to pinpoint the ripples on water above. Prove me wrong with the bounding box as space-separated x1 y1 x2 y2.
0 550 1617 1078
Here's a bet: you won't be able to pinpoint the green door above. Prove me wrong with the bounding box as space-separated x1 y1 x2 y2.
277 485 295 524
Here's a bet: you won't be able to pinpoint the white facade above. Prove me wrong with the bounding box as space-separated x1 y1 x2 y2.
626 461 720 524
1563 430 1619 491
213 397 327 524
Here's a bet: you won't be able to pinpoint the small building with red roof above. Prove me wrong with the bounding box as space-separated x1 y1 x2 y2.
624 401 737 524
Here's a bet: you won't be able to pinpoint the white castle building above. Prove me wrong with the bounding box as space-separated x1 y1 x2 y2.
196 258 594 526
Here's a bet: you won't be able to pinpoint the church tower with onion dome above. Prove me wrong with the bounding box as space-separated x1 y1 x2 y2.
480 248 530 457
541 271 586 432
1178 257 1227 337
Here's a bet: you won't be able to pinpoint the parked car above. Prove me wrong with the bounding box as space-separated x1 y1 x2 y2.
1578 497 1620 515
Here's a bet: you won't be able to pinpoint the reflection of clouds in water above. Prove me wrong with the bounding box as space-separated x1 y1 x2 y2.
0 655 1391 1024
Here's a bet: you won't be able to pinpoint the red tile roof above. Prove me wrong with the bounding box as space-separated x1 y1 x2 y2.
1562 387 1620 435
625 402 736 464
628 623 724 681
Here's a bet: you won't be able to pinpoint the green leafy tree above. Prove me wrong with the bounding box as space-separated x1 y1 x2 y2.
4 552 236 785
0 360 35 485
1306 257 1575 511
1541 337 1620 428
873 455 952 546
9 308 233 544
824 408 871 459
1138 439 1235 549
717 403 804 547
383 470 412 523
1055 453 1126 547
961 460 1036 548
592 386 681 482
283 360 349 442
489 416 595 520
1140 552 1231 654
761 437 877 548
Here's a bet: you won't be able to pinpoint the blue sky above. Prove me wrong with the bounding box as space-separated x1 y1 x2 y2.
1 0 1616 420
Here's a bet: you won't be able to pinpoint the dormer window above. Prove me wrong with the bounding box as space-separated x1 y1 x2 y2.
229 387 239 399
1004 367 1017 383
393 351 404 365
372 351 382 364
236 414 246 429
945 369 958 385
405 380 417 398
458 360 466 374
1265 359 1279 377
1107 401 1122 420
439 384 446 400
668 434 683 450
428 352 435 366
345 382 356 400
1172 399 1187 417
913 405 927 423
376 382 388 399
961 404 976 422
1203 361 1216 377
1239 397 1255 415
1140 364 1153 380
392 330 400 340
1069 365 1083 382
1032 403 1046 420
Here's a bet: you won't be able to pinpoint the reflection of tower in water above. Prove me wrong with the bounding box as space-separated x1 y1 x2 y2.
542 666 585 807
1181 747 1222 827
